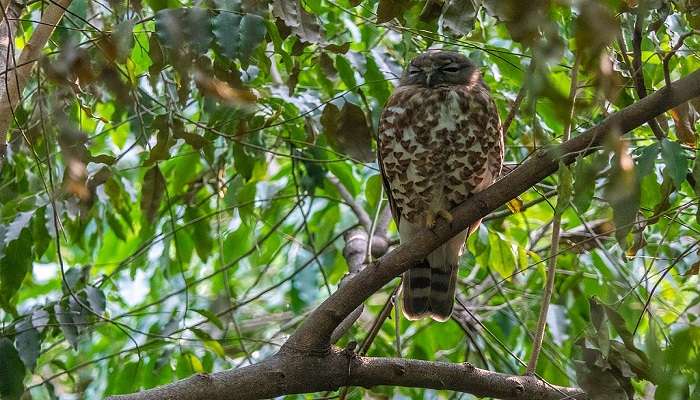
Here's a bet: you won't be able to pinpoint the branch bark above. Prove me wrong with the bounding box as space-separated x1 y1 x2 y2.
108 349 584 400
0 0 72 167
628 14 666 140
109 69 700 400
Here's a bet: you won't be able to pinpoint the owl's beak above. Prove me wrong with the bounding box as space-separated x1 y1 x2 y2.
425 72 433 88
423 66 437 88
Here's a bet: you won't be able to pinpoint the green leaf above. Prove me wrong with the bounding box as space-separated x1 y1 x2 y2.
187 353 205 373
106 212 127 241
3 210 34 246
0 225 5 261
31 207 50 258
0 338 25 400
487 230 516 279
660 138 688 189
605 149 640 246
140 166 166 223
364 174 383 214
145 121 173 165
185 207 213 262
441 0 479 36
31 308 50 334
335 56 357 89
693 150 700 196
364 55 391 105
589 297 605 331
0 229 32 309
203 340 226 357
223 224 253 263
147 0 171 12
62 267 84 293
15 319 40 371
589 298 610 357
213 13 267 62
636 143 659 178
155 8 212 55
192 308 225 330
238 15 267 60
601 304 634 350
327 162 358 197
324 42 350 54
54 303 80 350
86 286 106 314
572 157 596 213
231 142 257 181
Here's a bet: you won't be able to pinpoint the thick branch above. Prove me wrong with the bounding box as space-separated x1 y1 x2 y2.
112 70 700 400
286 68 700 352
108 349 584 400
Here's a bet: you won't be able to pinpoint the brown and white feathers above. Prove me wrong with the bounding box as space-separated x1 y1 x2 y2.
377 51 504 321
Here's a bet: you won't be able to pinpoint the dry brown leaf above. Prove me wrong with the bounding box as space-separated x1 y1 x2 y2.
194 71 257 105
669 102 697 147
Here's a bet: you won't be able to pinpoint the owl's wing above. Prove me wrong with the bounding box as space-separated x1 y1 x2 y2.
376 89 404 227
376 142 400 226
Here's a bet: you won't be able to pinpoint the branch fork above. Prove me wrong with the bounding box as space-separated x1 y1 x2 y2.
111 68 700 400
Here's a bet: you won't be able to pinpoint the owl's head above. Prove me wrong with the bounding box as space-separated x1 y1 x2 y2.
400 51 478 88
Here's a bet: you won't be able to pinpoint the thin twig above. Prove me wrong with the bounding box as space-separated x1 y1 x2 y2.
501 62 534 135
662 31 697 87
328 174 373 230
628 14 666 140
526 56 579 375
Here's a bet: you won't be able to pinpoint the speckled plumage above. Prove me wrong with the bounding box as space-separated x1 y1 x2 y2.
377 51 503 321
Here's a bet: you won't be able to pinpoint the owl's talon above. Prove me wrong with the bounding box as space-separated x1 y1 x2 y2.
437 209 454 223
425 210 436 229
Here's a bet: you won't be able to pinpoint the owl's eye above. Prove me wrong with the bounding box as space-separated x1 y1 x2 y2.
408 68 421 75
441 66 461 73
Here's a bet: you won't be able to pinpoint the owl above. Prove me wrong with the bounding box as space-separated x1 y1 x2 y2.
377 51 504 321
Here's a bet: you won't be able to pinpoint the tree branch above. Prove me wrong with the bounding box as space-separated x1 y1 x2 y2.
108 349 585 400
662 31 696 87
328 175 373 230
628 14 666 140
286 68 700 353
110 69 700 400
0 0 72 167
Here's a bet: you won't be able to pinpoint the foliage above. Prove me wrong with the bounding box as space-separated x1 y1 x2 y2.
1 0 699 399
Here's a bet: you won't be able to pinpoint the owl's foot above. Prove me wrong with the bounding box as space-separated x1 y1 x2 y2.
425 209 453 228
437 209 454 223
425 211 436 228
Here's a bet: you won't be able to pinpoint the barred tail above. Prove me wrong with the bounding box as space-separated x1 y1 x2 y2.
401 259 458 321
399 220 476 322
427 263 458 321
402 260 431 320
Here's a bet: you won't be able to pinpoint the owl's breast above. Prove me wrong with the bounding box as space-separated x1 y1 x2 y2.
378 85 501 223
